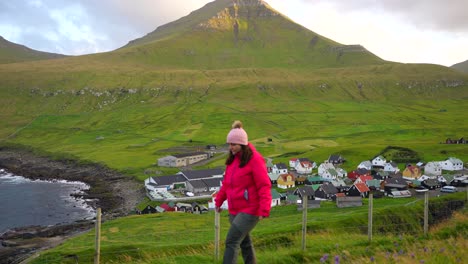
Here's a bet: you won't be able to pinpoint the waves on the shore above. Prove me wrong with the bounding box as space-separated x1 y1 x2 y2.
0 168 96 234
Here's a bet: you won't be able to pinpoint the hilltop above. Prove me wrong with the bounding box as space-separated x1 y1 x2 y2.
0 36 66 64
451 59 468 74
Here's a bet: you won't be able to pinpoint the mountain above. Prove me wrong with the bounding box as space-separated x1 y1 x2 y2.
114 0 383 69
0 0 467 178
451 59 468 74
0 36 66 64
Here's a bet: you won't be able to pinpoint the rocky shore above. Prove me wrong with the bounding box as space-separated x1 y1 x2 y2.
0 147 146 264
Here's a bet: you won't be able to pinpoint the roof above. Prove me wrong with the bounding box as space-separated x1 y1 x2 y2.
152 174 187 186
179 168 224 180
187 179 208 189
271 189 282 199
354 182 370 193
202 177 223 188
319 183 338 194
274 163 288 170
173 152 208 158
295 186 315 197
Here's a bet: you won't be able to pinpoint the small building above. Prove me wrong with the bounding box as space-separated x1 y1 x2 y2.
277 173 296 189
158 152 209 167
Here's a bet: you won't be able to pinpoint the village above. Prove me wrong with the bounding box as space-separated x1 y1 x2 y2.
138 146 466 215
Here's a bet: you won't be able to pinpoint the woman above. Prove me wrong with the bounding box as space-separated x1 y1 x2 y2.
215 120 272 264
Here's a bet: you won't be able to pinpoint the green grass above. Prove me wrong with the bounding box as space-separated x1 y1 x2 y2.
28 193 466 264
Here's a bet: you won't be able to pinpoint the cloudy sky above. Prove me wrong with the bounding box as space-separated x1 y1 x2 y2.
1 0 467 67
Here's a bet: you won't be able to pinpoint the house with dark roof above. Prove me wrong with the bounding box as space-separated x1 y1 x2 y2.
178 168 224 181
314 183 339 200
293 186 315 201
382 177 409 194
272 163 289 174
328 154 346 165
145 174 188 191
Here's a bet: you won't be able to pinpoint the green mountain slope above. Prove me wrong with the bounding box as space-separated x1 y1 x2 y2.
0 36 66 64
451 59 468 73
0 0 467 179
115 0 383 69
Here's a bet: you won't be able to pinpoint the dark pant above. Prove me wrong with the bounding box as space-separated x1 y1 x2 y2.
223 213 260 264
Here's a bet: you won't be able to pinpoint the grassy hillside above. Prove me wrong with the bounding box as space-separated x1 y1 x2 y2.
28 193 467 263
0 0 467 180
0 36 66 64
451 59 468 74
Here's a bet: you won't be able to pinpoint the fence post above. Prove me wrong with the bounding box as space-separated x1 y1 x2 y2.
94 208 101 264
214 210 220 262
424 191 428 236
368 193 373 243
301 196 308 251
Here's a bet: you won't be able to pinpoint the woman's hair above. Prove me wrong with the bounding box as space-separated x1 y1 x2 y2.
225 144 253 168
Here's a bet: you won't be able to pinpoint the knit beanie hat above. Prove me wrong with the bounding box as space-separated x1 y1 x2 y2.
226 120 248 145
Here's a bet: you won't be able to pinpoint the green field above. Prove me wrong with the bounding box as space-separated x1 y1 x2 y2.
27 193 467 264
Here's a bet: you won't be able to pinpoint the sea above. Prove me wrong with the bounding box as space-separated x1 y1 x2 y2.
0 168 96 235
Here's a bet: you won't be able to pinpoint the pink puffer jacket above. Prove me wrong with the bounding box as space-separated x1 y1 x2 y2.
216 143 272 217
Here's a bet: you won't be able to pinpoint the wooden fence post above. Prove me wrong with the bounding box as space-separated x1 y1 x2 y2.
301 197 308 251
424 192 429 236
368 193 373 243
214 210 220 262
94 208 101 264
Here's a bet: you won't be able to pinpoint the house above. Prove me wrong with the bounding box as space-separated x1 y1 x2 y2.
178 168 224 181
145 174 188 192
328 154 346 165
335 168 347 178
355 175 373 185
175 202 193 213
295 175 307 185
158 152 209 167
439 157 464 171
268 172 280 184
289 158 298 169
384 161 400 173
277 173 296 189
265 158 274 173
336 195 363 208
402 165 422 180
320 168 338 181
457 137 466 144
348 168 371 181
372 156 386 168
357 161 372 170
421 178 441 190
347 182 370 198
294 158 316 174
293 186 315 201
200 177 223 192
160 203 176 212
305 175 327 185
424 161 442 176
272 163 289 174
137 205 157 214
271 189 282 207
365 179 382 191
314 183 338 200
318 161 335 175
185 179 209 194
382 177 408 194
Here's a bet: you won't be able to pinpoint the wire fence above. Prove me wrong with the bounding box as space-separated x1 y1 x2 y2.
30 192 466 264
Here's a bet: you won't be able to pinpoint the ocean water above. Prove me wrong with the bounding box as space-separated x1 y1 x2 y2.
0 168 96 234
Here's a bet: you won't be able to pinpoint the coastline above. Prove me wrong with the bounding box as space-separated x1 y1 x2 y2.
0 147 146 264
